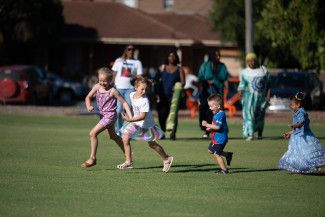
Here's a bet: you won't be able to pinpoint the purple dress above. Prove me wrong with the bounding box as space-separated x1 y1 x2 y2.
96 87 117 128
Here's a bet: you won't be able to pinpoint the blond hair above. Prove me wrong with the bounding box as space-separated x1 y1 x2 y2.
134 76 148 87
208 94 224 110
97 67 113 83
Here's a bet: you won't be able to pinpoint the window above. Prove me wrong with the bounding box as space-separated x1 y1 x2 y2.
164 0 174 11
117 0 138 8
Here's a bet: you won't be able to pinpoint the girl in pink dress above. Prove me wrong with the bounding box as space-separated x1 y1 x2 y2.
81 67 132 168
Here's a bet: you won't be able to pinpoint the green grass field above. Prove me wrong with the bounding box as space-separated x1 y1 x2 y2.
0 115 324 217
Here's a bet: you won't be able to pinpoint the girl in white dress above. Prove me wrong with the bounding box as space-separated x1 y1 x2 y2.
117 77 173 172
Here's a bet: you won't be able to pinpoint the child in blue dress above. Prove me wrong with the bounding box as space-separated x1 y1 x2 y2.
279 92 325 174
202 94 233 174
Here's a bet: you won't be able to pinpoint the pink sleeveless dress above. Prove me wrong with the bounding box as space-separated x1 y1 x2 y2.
96 87 117 128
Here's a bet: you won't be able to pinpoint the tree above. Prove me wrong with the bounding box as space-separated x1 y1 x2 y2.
0 0 64 65
257 0 324 69
209 0 324 69
209 0 272 65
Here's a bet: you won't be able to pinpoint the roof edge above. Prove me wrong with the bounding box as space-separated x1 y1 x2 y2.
63 37 195 46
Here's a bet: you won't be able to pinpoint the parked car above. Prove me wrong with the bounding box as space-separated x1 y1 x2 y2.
269 71 324 110
47 72 89 105
0 65 52 104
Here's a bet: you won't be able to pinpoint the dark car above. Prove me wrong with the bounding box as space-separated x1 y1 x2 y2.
47 72 89 105
0 65 52 104
270 71 324 110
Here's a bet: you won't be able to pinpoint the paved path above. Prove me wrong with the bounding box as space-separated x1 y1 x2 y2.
1 104 325 123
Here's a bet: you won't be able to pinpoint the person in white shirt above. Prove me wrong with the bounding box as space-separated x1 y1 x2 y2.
112 44 143 134
117 77 174 173
183 66 199 118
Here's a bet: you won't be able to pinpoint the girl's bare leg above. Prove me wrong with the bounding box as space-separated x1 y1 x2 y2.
107 124 125 153
85 123 106 164
148 141 169 160
122 135 132 163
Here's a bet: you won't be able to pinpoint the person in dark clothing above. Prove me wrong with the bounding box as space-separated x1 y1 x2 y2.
198 49 229 139
156 50 185 140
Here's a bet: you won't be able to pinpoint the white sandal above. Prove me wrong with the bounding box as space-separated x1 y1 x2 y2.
163 156 173 172
117 161 133 169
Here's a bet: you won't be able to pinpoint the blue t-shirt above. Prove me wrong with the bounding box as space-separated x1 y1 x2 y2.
211 111 228 144
292 107 310 135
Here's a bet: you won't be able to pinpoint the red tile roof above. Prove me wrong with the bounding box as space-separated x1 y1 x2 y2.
63 1 229 46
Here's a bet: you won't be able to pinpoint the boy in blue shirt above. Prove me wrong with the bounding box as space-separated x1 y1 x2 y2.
202 94 233 174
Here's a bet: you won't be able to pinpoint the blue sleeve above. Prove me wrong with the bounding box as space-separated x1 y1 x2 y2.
214 113 224 127
295 110 305 124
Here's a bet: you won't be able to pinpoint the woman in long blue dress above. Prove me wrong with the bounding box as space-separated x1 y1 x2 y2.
279 92 325 174
237 53 271 140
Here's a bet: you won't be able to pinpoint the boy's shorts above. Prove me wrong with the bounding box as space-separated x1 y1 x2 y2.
208 143 226 155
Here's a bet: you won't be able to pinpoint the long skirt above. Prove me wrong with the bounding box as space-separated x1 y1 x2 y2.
279 131 325 173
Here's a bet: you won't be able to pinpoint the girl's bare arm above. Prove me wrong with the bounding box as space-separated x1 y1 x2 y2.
122 112 146 122
85 84 99 112
290 122 304 129
112 88 133 118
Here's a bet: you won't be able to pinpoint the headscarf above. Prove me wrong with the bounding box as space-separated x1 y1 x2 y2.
246 53 257 61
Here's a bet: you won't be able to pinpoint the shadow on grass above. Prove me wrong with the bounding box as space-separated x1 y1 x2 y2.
177 136 284 141
135 163 281 174
315 137 325 140
289 172 325 176
172 167 280 173
91 164 324 176
230 168 280 174
134 163 216 170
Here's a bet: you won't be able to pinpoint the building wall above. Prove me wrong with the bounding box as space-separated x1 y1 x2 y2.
60 0 241 78
138 0 213 16
63 0 213 16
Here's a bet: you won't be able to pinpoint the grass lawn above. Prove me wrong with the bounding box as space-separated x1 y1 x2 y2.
0 114 324 217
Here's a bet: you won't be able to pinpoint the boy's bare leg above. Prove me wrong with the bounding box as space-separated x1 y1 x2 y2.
214 154 227 171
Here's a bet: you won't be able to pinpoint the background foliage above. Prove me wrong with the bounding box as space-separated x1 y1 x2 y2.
210 0 325 69
0 0 63 65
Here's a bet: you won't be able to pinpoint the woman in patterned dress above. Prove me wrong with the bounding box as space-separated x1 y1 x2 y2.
237 53 271 141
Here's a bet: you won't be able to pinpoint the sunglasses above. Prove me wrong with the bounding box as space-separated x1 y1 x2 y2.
127 48 135 51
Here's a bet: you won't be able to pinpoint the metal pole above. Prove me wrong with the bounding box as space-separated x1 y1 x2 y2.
245 0 253 54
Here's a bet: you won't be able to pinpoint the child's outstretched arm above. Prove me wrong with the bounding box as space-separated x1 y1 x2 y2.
85 84 99 112
112 88 132 118
202 120 220 131
282 131 292 139
290 121 304 129
122 112 146 123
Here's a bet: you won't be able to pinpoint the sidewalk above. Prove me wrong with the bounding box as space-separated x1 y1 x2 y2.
1 104 325 123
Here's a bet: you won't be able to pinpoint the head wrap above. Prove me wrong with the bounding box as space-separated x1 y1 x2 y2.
246 53 257 61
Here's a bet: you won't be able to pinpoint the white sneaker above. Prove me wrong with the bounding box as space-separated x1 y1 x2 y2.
163 156 173 172
202 133 209 139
